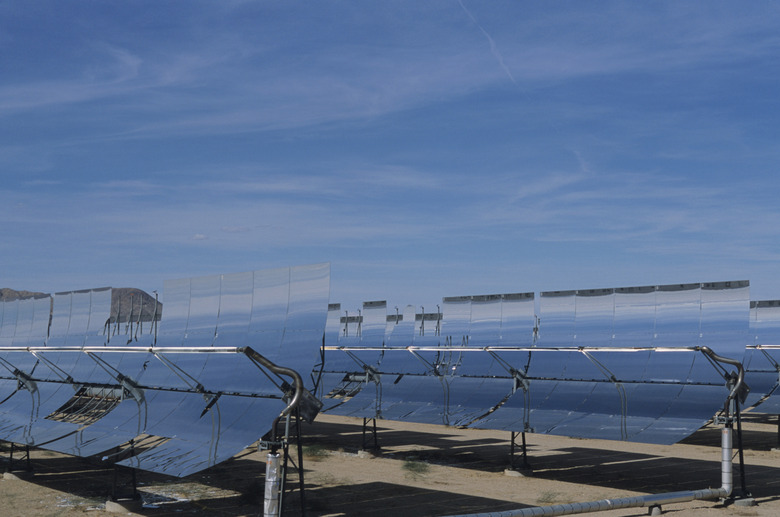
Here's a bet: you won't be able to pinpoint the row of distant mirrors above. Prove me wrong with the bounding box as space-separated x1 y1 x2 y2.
317 281 777 444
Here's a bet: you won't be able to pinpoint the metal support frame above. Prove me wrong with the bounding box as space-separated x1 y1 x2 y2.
580 350 629 440
109 439 139 503
734 398 751 500
777 415 780 449
443 346 750 517
262 407 308 517
0 346 298 405
5 442 32 473
0 345 310 515
362 417 379 450
282 408 307 517
508 431 530 471
342 350 381 384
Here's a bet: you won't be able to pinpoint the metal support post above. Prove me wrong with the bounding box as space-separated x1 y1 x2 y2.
110 466 139 501
263 408 309 516
776 414 780 449
109 440 140 507
509 432 531 471
295 408 307 515
279 408 308 517
362 417 379 450
736 403 747 497
6 443 32 473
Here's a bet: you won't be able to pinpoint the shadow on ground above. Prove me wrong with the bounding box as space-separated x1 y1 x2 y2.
2 413 780 516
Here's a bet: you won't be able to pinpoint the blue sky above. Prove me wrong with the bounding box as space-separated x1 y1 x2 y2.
2 1 780 310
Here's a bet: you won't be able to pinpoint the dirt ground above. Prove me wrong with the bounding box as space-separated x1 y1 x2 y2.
1 411 779 516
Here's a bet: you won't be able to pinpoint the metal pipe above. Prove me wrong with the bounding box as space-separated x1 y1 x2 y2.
722 427 733 495
240 346 304 419
445 487 730 517
264 452 282 517
698 346 745 406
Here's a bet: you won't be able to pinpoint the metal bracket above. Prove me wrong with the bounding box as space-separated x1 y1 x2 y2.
152 352 207 395
85 352 145 405
0 357 38 394
580 349 628 440
487 350 530 392
408 348 438 375
14 368 38 394
512 370 530 393
343 350 382 383
755 346 780 385
29 351 80 391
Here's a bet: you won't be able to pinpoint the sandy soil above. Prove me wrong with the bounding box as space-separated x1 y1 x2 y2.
0 411 778 516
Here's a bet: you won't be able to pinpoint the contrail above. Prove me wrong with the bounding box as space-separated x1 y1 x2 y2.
458 0 517 85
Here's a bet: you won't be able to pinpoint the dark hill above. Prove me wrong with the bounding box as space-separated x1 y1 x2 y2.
111 287 162 323
0 288 48 301
0 287 162 323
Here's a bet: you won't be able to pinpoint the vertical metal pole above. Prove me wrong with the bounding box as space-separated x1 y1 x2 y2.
509 432 529 470
735 401 748 497
278 414 292 515
521 432 529 469
130 440 138 499
153 291 159 346
295 408 307 517
264 453 281 517
776 414 780 449
720 382 734 500
509 431 516 469
112 465 119 501
362 418 379 449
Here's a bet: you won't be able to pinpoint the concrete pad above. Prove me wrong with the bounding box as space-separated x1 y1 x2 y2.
504 468 533 477
105 497 143 513
3 470 34 481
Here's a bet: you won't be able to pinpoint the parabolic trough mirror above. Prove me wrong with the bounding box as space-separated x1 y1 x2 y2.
319 280 754 445
0 263 330 477
0 264 778 479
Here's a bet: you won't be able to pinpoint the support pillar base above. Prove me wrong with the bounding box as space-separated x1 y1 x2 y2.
3 470 34 481
733 497 757 507
105 497 143 513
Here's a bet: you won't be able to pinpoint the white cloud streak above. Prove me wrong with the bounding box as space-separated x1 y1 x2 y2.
457 0 517 86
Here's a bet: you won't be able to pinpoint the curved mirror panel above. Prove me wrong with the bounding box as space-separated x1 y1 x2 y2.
538 291 575 347
469 295 502 347
157 278 191 347
573 289 614 348
613 286 656 348
441 296 471 346
499 293 535 346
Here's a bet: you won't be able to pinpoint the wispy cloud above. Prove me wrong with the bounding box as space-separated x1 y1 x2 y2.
458 0 517 86
2 2 780 304
0 47 144 112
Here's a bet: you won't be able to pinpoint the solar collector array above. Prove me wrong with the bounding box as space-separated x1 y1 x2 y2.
320 281 750 444
0 266 764 476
